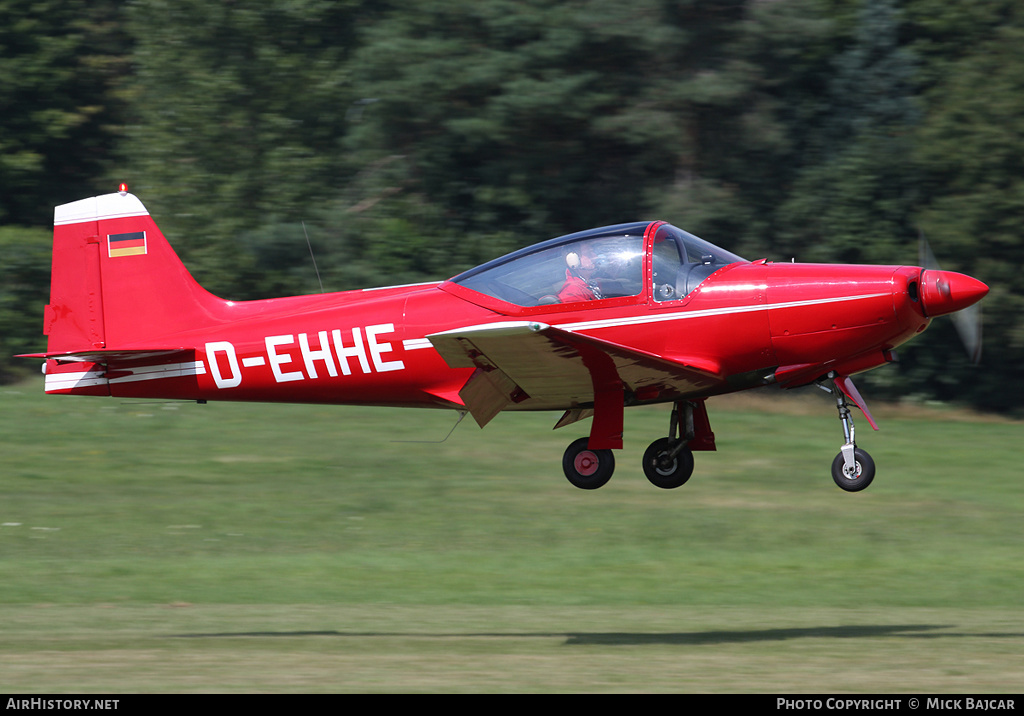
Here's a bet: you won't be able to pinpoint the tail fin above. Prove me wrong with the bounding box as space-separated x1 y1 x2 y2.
44 189 227 356
24 189 228 396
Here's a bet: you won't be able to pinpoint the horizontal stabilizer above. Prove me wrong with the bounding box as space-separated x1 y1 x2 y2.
20 348 186 363
33 348 204 396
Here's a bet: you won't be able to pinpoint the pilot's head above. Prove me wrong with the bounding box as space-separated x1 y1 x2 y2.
566 248 595 276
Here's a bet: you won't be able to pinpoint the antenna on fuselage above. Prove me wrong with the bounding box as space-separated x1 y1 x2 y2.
302 221 325 293
393 411 469 444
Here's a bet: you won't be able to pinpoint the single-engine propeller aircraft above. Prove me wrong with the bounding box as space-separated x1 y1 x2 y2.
21 187 989 492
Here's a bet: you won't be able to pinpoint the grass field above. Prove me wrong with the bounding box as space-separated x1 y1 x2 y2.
1 378 1022 693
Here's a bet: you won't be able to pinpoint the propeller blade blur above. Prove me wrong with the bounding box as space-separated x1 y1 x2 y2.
918 230 987 364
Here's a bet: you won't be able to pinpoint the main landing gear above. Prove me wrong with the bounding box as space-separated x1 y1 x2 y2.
562 400 708 490
562 437 616 490
822 375 876 492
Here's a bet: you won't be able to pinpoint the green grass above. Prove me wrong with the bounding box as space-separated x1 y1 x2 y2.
1 379 1022 692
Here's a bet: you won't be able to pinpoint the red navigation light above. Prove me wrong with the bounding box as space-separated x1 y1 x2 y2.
118 183 129 195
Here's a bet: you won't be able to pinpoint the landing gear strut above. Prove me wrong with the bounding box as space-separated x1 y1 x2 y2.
642 401 699 489
824 375 876 492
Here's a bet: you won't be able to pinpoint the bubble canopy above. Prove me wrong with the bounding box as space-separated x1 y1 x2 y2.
448 221 746 308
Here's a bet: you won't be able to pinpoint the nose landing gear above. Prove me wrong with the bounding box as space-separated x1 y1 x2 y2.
823 374 876 492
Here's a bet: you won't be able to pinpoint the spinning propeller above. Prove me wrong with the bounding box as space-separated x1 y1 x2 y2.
918 231 987 364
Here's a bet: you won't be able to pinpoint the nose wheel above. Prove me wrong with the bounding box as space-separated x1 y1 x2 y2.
824 375 876 492
831 447 875 491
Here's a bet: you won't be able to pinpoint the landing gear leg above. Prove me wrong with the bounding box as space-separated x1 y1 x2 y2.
642 401 696 489
825 376 875 492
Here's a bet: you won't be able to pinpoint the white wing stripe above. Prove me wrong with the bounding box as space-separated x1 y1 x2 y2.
556 293 890 332
417 293 891 348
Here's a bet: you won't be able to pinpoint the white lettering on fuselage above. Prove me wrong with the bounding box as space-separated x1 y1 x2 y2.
206 341 243 389
266 334 304 382
203 323 405 390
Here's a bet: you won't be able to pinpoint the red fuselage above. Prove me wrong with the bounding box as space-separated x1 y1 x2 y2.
38 201 986 425
103 258 940 409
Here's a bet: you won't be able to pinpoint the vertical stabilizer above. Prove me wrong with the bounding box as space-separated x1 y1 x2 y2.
44 190 227 356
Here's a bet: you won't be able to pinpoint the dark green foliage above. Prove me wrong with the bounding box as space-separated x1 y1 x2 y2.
896 0 1024 410
345 0 703 237
115 0 371 296
0 226 51 382
0 0 130 226
776 0 921 265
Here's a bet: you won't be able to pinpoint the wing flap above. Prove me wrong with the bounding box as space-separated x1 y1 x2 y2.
428 321 725 428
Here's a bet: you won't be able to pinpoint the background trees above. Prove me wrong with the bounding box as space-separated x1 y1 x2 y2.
1 0 1021 412
0 0 129 226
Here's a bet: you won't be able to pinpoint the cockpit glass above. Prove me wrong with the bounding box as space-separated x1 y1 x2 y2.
453 231 645 307
450 223 746 307
651 225 746 302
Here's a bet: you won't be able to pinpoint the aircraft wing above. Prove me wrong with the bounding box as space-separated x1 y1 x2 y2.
427 321 724 429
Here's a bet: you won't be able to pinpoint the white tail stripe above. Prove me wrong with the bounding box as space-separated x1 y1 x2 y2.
44 362 206 392
45 370 106 392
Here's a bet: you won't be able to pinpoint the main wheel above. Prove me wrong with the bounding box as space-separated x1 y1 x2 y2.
642 438 694 489
562 437 615 490
831 447 875 492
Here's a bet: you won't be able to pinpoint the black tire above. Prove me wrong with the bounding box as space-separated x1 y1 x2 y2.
642 438 694 489
831 447 876 492
562 437 615 490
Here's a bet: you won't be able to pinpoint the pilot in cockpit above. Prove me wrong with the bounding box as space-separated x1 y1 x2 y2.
556 238 642 303
557 247 603 302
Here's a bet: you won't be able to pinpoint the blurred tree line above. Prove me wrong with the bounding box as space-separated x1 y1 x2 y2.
1 0 1021 412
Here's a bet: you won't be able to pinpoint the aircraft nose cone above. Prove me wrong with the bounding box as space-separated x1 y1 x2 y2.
919 269 989 317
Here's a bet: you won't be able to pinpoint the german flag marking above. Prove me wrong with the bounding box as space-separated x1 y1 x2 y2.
108 231 147 258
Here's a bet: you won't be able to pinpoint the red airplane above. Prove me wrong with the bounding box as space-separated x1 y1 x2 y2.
23 187 989 492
